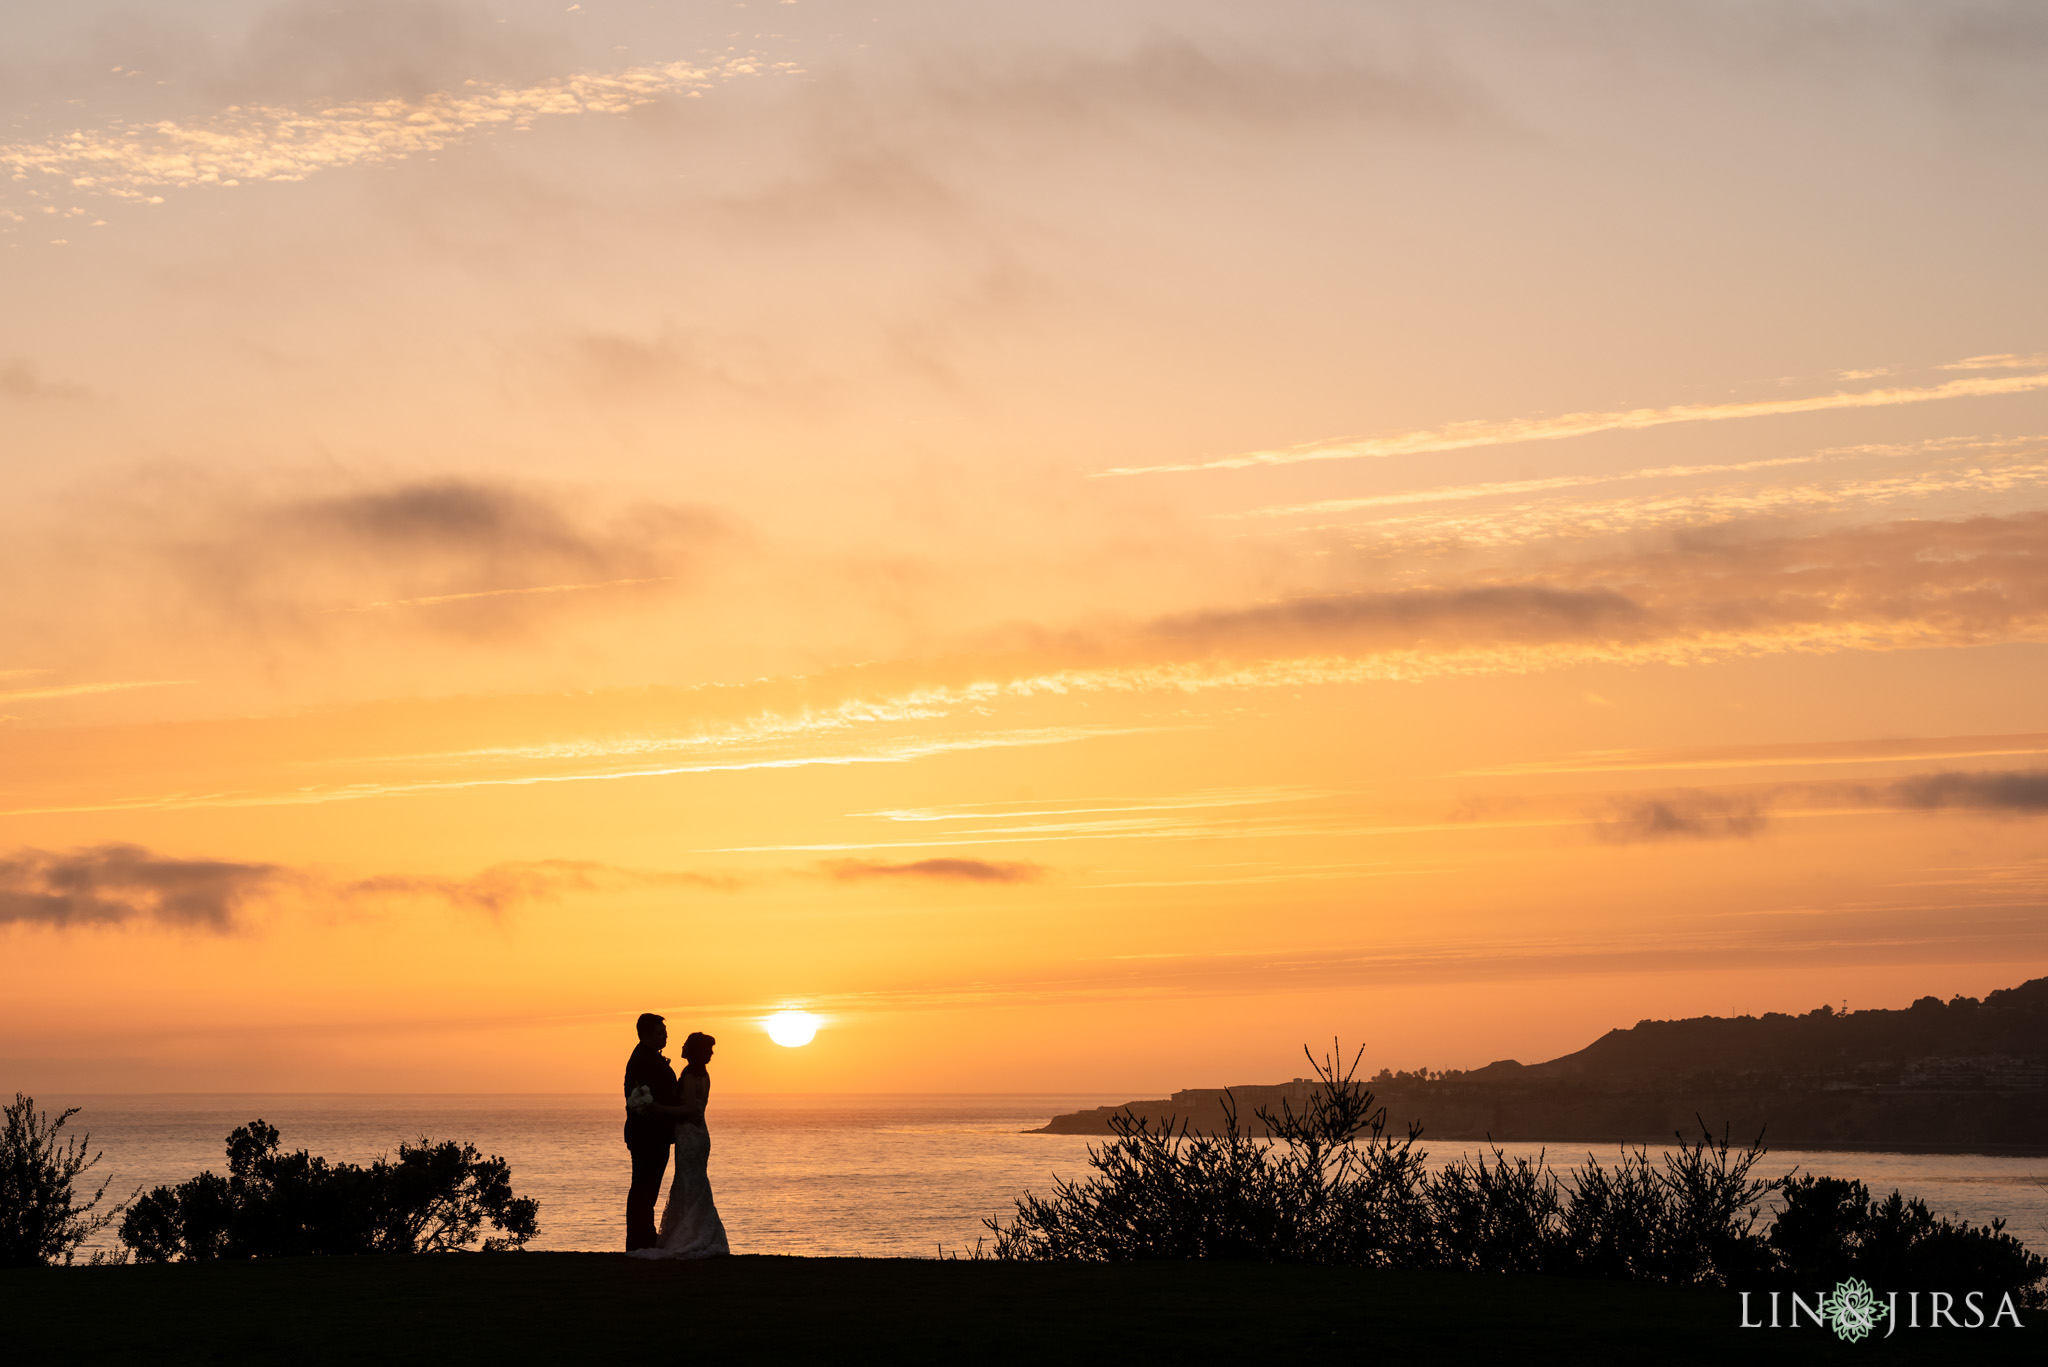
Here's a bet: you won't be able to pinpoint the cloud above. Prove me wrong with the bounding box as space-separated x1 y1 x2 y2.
1146 585 1648 657
822 857 1045 883
128 474 722 638
1889 769 2048 813
1238 453 1833 520
0 844 280 930
5 726 1147 818
0 55 782 203
1132 509 2048 675
550 327 828 411
0 360 88 401
919 33 1485 132
0 845 702 932
0 679 190 705
1324 441 2048 551
224 0 565 107
594 26 1492 241
1592 793 1770 844
1939 354 2048 371
1096 369 2048 478
1462 729 2048 778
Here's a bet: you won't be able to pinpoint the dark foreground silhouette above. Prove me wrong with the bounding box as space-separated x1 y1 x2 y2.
120 1120 538 1260
5 1255 2037 1366
990 1047 2046 1310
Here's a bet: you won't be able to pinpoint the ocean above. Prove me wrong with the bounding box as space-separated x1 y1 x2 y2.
48 1093 2048 1257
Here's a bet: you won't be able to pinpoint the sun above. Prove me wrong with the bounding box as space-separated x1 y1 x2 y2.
763 1009 821 1048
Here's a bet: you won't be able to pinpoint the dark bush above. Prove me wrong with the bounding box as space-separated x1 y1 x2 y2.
986 1044 2043 1308
0 1094 130 1267
988 1046 1430 1263
1771 1175 2047 1308
119 1120 539 1261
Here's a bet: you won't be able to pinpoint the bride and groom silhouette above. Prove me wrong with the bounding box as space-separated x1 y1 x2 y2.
622 1013 731 1258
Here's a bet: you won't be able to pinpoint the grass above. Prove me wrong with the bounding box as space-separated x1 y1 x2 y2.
5 1255 2036 1364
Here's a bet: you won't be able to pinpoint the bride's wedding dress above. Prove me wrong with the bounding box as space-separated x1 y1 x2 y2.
629 1067 730 1259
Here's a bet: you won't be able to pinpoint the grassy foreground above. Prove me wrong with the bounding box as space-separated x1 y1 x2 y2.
2 1255 2032 1364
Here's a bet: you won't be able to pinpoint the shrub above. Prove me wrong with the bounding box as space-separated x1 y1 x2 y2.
987 1045 1430 1263
0 1093 130 1267
986 1044 2041 1308
120 1120 539 1261
1771 1175 2047 1309
1554 1125 1775 1286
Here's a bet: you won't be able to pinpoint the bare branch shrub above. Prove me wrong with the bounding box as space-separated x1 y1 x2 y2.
0 1093 131 1267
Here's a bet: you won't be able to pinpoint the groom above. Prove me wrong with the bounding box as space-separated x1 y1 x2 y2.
623 1012 679 1251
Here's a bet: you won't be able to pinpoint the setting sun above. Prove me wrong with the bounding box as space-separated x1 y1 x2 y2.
764 1011 822 1049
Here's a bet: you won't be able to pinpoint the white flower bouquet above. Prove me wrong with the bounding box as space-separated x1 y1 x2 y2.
625 1084 656 1115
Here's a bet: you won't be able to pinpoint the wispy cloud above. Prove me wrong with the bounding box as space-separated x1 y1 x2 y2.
1 727 1151 817
0 844 722 933
0 844 278 930
1592 792 1770 844
854 788 1319 823
1939 354 2048 371
0 678 191 704
0 359 89 400
1324 444 2048 547
329 576 674 613
1095 370 2048 478
1238 454 1829 519
1891 770 2048 813
84 475 722 641
1572 767 2048 846
823 858 1044 883
0 57 791 204
1462 731 2048 778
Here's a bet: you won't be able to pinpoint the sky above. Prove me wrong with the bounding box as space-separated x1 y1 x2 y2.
5 0 2048 1095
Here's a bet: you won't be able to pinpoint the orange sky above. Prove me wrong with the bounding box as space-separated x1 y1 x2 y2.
5 1 2048 1095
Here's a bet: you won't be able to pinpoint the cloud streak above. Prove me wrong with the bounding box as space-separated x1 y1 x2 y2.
1238 454 1831 519
0 360 89 400
0 844 279 930
1592 793 1770 844
330 576 674 614
1891 770 2048 813
823 858 1044 884
112 475 721 642
1324 444 2048 549
1 727 1153 817
0 679 192 705
1096 370 2048 478
0 56 790 203
0 845 716 932
1462 731 2048 778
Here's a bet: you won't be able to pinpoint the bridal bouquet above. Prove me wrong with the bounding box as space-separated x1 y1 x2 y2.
626 1085 655 1115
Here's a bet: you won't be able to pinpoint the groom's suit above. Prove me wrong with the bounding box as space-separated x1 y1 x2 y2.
623 1043 679 1251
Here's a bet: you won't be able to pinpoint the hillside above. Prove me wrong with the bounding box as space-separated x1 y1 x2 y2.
1039 977 2048 1151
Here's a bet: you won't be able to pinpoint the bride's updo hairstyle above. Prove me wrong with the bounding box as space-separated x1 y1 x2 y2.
682 1031 717 1062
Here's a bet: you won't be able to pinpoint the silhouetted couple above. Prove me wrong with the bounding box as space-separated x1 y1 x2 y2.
623 1013 730 1258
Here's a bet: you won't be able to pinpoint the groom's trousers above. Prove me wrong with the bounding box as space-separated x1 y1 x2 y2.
626 1142 671 1251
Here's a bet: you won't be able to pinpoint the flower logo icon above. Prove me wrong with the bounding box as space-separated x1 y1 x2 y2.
1819 1278 1888 1343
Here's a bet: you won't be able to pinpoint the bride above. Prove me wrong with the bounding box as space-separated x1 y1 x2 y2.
629 1030 730 1259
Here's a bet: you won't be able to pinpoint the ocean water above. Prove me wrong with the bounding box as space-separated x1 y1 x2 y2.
48 1093 2048 1257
